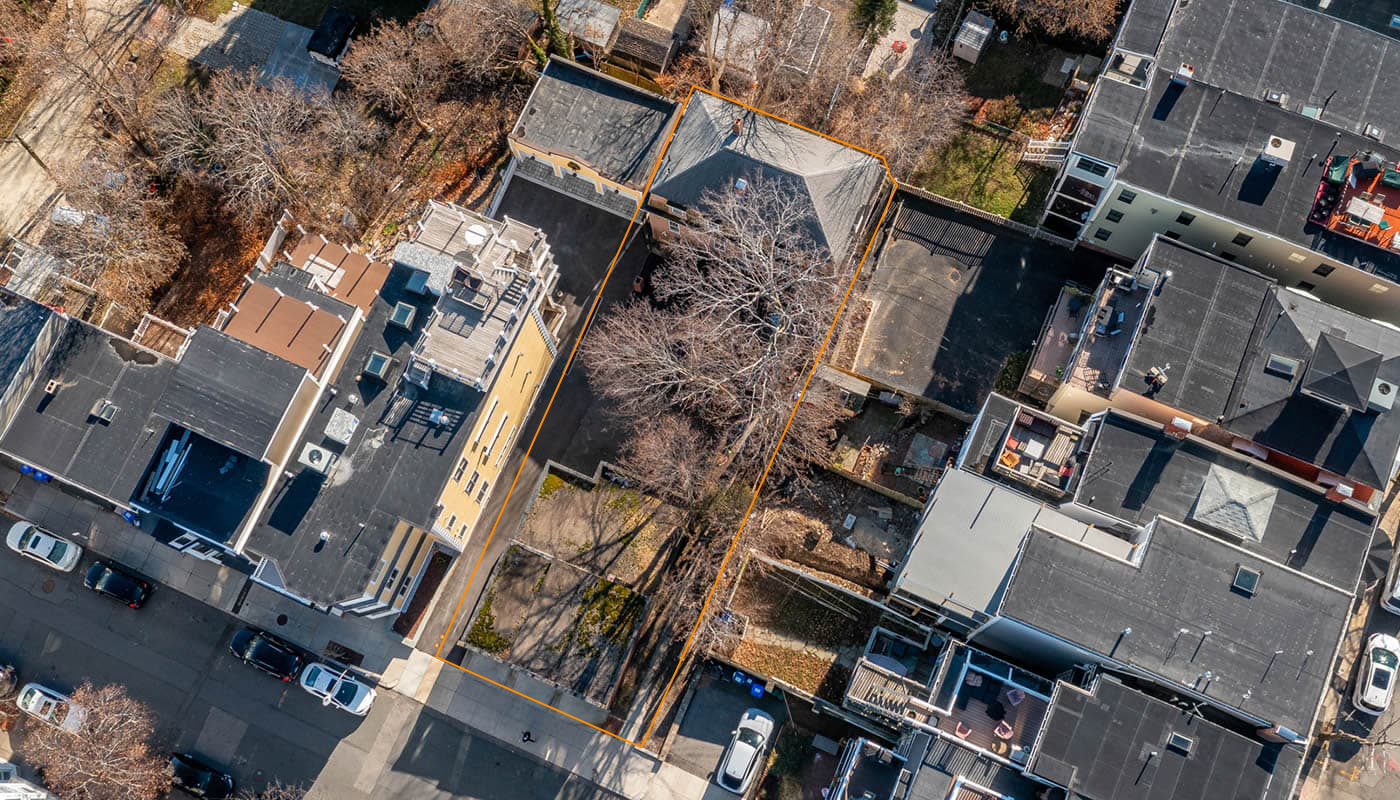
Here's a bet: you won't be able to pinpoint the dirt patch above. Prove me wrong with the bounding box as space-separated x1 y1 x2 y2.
151 180 264 327
466 544 647 706
519 476 685 592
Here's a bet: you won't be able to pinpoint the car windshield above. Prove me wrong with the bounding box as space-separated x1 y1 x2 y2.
334 680 360 706
17 529 34 548
1374 648 1399 669
47 540 67 562
737 729 764 749
305 666 325 686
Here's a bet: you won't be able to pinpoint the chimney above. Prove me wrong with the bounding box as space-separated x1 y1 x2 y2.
1172 63 1195 85
731 117 744 134
1325 482 1355 503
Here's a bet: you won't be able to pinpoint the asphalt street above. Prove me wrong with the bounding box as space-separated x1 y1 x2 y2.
0 538 620 799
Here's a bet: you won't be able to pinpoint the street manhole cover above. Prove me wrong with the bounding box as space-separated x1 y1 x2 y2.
41 579 54 594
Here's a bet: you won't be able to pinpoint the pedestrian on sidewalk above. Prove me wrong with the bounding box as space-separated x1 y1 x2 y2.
521 730 536 743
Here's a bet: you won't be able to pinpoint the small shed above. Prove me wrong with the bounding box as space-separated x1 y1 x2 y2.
952 10 994 64
308 7 355 66
611 17 678 77
557 0 623 55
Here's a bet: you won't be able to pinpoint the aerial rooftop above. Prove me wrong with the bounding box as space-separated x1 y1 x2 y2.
512 57 676 187
390 201 560 388
1028 675 1302 800
1082 0 1400 280
1075 410 1378 590
1000 515 1352 735
651 91 886 263
222 272 355 378
284 233 390 313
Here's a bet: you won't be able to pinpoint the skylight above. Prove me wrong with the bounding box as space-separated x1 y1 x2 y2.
1232 565 1261 596
1264 354 1299 378
1167 732 1193 754
390 302 416 328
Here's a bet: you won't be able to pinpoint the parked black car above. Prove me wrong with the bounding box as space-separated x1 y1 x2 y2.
169 752 235 799
83 561 152 608
229 628 303 682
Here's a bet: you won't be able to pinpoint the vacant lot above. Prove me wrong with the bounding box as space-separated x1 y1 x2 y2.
466 544 646 707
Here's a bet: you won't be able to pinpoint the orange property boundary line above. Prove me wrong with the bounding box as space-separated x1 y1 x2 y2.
432 83 899 751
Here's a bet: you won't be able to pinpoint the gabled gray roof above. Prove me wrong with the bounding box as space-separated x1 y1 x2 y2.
154 327 304 459
651 92 885 262
512 58 677 187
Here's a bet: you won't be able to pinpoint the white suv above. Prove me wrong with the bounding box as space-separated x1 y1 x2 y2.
1354 634 1400 716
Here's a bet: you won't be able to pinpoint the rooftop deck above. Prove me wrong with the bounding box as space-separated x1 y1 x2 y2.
1315 155 1400 254
1021 286 1088 402
931 646 1050 761
989 405 1084 497
1065 270 1151 396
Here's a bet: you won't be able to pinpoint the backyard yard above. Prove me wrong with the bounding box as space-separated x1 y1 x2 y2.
831 402 967 504
465 543 647 707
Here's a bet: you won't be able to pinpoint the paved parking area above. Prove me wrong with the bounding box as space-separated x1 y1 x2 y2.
667 666 788 786
168 4 339 94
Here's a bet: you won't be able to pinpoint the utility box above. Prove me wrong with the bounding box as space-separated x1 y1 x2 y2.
953 11 995 64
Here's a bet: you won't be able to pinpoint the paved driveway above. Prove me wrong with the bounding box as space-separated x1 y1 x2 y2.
667 666 788 787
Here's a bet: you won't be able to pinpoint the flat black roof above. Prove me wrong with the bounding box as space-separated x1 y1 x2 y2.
1223 289 1400 489
513 58 677 186
1076 411 1377 589
1116 0 1176 55
1119 238 1275 420
154 327 305 460
133 425 269 543
243 263 482 606
1029 676 1302 800
1000 516 1352 734
0 317 177 505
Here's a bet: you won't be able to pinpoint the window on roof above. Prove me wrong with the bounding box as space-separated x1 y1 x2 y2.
1167 732 1194 754
1287 252 1306 263
1164 230 1181 240
1264 354 1300 378
390 302 416 328
1105 210 1124 223
1296 281 1316 292
1076 158 1110 177
1372 283 1391 293
1118 189 1137 204
363 351 392 380
1175 211 1195 226
1231 232 1253 247
1232 565 1261 596
1093 228 1112 241
1313 264 1335 277
1219 251 1237 262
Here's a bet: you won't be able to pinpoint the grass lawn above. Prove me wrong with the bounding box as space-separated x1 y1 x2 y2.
184 0 428 28
915 128 1053 224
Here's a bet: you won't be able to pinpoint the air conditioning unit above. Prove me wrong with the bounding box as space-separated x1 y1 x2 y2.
1370 377 1396 412
1261 135 1295 167
1165 417 1193 439
299 442 337 475
1172 63 1195 85
1263 89 1289 107
1326 482 1355 503
1364 123 1385 141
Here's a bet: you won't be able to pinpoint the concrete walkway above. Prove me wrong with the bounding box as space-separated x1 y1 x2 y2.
1 471 709 799
167 2 339 93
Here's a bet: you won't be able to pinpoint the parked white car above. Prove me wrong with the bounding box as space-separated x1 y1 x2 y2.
16 683 86 733
716 708 775 795
299 663 376 716
6 522 82 572
1354 633 1400 716
1381 560 1400 616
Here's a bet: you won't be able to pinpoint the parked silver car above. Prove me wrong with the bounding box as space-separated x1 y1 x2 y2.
716 708 775 795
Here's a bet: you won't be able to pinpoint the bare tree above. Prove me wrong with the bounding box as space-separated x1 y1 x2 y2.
433 0 556 74
25 683 170 800
584 177 847 489
986 0 1121 41
239 781 307 800
44 157 185 311
616 413 717 509
340 17 453 133
829 54 969 178
24 0 167 156
153 70 377 222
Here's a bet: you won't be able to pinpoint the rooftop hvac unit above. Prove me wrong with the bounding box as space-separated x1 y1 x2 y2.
1164 417 1193 439
1263 89 1289 107
298 442 337 475
1365 123 1385 141
1261 136 1295 167
1172 63 1195 85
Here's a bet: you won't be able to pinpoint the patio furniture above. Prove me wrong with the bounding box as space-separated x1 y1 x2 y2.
955 721 973 738
964 672 984 688
998 450 1021 469
994 721 1015 740
1006 688 1026 707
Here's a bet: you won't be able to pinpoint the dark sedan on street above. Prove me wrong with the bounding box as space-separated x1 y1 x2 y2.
83 561 152 608
229 628 304 682
169 752 235 799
